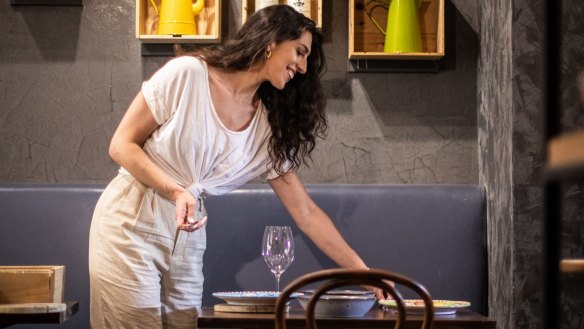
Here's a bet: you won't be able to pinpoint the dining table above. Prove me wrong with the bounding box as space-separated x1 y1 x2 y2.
196 306 496 329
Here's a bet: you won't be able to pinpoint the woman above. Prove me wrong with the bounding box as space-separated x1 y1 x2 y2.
89 5 375 329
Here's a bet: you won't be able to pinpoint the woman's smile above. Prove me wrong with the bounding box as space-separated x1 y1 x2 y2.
287 67 295 81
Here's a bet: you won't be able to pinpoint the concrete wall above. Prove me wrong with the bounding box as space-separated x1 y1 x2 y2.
477 0 513 327
0 0 479 185
478 0 584 328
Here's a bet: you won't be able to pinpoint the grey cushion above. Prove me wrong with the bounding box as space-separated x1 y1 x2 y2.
203 184 486 313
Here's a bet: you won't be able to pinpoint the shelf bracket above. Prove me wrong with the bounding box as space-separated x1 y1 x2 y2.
347 59 440 73
141 44 178 57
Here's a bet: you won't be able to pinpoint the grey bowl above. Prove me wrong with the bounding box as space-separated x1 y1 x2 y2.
300 289 375 297
297 293 376 318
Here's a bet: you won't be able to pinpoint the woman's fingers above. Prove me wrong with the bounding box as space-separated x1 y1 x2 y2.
180 216 207 232
174 190 198 231
172 189 207 232
364 280 395 301
191 216 208 230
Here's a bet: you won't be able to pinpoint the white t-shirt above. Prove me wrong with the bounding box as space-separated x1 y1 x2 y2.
122 56 280 198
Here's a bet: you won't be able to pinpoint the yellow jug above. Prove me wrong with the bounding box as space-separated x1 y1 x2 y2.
149 0 205 35
366 0 423 53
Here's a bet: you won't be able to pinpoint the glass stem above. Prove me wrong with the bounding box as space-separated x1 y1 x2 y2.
275 273 281 291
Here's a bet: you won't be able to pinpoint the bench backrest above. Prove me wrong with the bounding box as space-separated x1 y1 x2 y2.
0 183 486 329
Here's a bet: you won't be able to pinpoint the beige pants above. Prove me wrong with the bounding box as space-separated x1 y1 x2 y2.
89 174 206 329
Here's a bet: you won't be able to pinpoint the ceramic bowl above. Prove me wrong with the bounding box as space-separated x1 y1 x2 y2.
301 289 375 297
297 290 376 318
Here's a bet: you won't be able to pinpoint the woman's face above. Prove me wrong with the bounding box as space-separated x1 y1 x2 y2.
264 30 312 90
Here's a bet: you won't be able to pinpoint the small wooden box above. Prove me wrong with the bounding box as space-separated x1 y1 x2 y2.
548 129 584 168
0 266 65 304
136 0 221 43
349 0 444 60
241 0 322 29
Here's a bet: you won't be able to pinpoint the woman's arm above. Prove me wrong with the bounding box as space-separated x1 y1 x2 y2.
268 171 368 269
269 171 389 299
109 91 202 231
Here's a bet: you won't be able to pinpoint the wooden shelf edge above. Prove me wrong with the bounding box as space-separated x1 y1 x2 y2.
138 35 221 44
560 259 584 273
548 129 584 168
546 129 584 182
436 0 445 54
348 52 445 60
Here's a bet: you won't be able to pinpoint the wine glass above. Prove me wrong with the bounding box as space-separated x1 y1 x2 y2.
262 226 295 291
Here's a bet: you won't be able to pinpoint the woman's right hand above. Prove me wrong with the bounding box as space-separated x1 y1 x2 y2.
173 189 204 232
110 92 208 233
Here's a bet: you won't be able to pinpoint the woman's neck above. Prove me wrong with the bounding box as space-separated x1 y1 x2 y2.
208 66 263 106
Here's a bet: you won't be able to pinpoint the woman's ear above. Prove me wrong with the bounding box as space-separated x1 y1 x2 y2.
265 42 277 60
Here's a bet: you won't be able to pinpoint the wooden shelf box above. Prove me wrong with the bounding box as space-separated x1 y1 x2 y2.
241 0 322 29
349 0 444 60
545 129 584 181
560 259 584 273
136 0 221 43
0 266 65 304
547 129 584 169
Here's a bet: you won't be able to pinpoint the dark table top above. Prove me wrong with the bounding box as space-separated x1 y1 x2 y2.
0 302 79 329
197 306 496 329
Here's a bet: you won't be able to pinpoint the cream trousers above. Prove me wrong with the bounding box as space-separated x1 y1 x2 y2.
89 174 207 329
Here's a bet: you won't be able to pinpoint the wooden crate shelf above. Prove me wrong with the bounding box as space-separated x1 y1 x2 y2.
136 0 221 43
546 129 584 181
548 129 584 168
560 259 584 273
241 0 322 29
349 0 444 60
0 266 65 304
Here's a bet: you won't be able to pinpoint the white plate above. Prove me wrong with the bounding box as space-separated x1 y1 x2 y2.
378 299 471 315
212 291 299 306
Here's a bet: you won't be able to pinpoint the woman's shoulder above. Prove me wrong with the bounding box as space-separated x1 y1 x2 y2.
165 55 206 71
151 55 208 82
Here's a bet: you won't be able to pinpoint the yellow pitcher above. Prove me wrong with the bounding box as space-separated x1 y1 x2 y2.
366 0 423 53
149 0 205 35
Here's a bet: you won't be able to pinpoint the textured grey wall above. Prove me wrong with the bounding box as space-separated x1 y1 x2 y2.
478 1 513 328
479 0 584 328
0 0 140 182
543 0 584 327
511 1 546 328
0 0 479 185
450 0 477 33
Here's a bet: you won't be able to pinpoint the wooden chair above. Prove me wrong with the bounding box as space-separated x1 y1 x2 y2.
274 268 434 329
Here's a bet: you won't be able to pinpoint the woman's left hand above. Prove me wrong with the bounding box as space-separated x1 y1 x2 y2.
373 283 394 301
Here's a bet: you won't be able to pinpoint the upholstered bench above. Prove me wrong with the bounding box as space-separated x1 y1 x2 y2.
0 183 486 329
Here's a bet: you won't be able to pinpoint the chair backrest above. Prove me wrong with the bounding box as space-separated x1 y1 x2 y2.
274 268 434 329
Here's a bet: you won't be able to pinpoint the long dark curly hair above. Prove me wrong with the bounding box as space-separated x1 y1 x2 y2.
180 5 327 176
